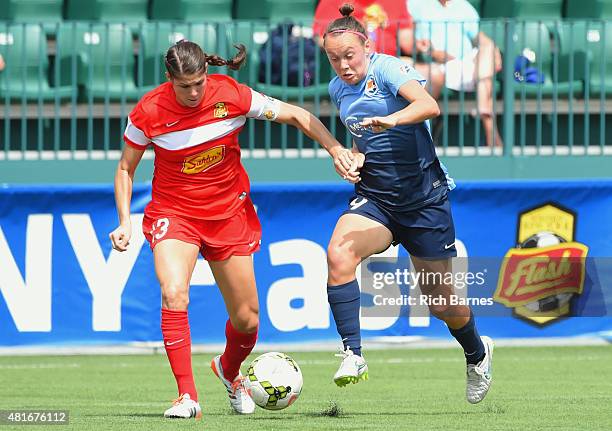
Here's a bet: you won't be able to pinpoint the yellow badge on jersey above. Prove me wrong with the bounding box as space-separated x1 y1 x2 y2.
214 102 228 118
182 145 225 174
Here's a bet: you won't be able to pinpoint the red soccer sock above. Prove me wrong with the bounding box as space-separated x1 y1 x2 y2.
220 319 258 381
161 308 198 402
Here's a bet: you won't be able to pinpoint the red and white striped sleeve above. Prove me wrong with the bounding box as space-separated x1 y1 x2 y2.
123 116 151 150
246 89 281 121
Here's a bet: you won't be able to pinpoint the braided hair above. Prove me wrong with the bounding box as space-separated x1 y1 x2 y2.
165 40 247 78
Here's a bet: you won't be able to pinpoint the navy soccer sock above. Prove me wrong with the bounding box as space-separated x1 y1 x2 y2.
448 311 485 365
327 279 362 356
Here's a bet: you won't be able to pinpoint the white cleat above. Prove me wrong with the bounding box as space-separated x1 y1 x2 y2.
466 336 494 404
163 393 202 419
333 347 369 387
211 354 256 414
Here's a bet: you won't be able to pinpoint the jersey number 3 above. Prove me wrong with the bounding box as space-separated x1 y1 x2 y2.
151 218 170 242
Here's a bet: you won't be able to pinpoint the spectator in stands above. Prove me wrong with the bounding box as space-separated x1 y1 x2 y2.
0 54 5 72
408 0 503 147
314 0 414 57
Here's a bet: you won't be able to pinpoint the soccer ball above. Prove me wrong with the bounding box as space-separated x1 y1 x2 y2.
518 231 573 312
244 352 303 410
518 231 566 248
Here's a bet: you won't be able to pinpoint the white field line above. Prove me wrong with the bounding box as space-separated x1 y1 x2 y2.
0 336 608 357
1 353 610 370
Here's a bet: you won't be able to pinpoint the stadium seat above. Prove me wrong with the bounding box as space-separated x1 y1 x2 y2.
234 0 316 23
266 0 316 24
482 0 563 21
556 21 612 96
138 22 224 87
0 23 73 101
55 23 141 101
466 0 482 15
0 0 63 36
150 0 233 22
506 22 582 97
479 20 505 50
564 0 612 18
227 21 331 100
604 0 612 18
65 0 148 34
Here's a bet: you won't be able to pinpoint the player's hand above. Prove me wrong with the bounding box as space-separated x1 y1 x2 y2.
361 116 397 133
416 39 432 54
330 146 354 178
109 223 132 252
416 39 431 53
345 152 365 183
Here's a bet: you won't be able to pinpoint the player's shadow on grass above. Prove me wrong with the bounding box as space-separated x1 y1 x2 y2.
86 412 230 418
246 411 480 421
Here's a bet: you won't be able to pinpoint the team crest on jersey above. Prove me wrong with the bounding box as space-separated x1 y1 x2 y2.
365 77 378 95
182 145 225 174
214 102 228 118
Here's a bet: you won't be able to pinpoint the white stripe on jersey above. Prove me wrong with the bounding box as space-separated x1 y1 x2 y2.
124 118 150 147
152 116 247 151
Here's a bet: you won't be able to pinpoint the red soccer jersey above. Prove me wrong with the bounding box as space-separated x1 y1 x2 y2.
124 75 266 220
313 0 413 56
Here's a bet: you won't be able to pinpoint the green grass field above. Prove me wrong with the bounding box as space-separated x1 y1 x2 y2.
1 345 611 430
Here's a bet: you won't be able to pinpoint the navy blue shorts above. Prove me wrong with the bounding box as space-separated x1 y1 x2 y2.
342 194 457 259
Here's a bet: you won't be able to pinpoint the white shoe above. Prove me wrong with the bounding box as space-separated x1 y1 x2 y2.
333 347 369 387
211 354 256 414
466 336 494 404
163 393 202 419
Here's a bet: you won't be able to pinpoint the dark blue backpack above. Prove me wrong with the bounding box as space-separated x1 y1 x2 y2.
258 23 317 86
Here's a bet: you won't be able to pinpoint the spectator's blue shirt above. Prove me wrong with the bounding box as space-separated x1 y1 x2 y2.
409 0 480 60
329 53 454 212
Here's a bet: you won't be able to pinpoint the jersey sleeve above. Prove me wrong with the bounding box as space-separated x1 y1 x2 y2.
235 82 254 115
376 55 426 96
328 77 341 109
246 89 281 121
123 103 151 149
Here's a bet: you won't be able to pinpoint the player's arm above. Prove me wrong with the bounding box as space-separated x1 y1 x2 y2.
361 80 440 132
277 101 357 178
246 89 353 177
110 144 145 251
274 102 341 155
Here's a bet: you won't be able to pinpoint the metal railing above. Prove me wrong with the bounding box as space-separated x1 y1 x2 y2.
0 19 610 163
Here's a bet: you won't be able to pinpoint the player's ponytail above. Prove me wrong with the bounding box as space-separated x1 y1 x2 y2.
323 3 368 43
204 44 247 71
165 40 247 78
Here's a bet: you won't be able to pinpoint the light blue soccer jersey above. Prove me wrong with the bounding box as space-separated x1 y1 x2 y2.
329 53 454 212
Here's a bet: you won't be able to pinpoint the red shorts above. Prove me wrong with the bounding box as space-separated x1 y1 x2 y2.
142 199 262 261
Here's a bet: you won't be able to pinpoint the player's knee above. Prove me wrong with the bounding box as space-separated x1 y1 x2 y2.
232 306 259 333
161 284 189 310
327 248 359 284
327 243 359 277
